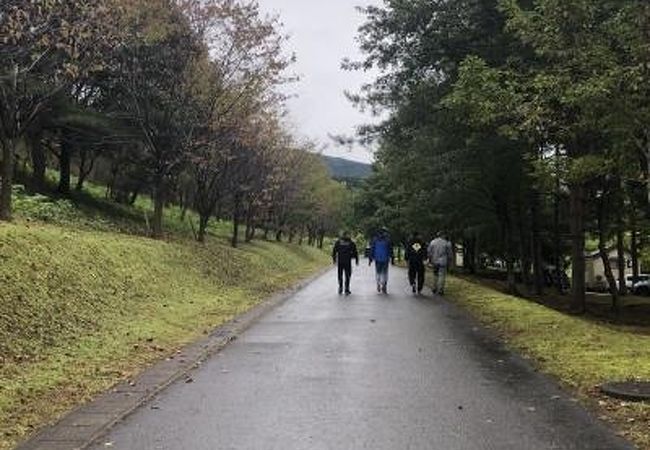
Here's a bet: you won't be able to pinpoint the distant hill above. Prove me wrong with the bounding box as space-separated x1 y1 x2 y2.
322 155 372 180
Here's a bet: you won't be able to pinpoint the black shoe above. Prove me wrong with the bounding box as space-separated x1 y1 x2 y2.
412 285 416 294
345 290 351 296
377 284 381 293
382 284 387 294
438 291 444 296
338 287 343 295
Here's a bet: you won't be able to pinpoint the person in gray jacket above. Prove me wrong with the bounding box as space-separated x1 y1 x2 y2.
427 232 453 295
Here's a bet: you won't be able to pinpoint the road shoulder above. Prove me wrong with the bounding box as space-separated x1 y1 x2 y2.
16 267 332 450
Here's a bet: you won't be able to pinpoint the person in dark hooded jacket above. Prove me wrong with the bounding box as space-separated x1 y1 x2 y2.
405 231 427 294
332 231 359 295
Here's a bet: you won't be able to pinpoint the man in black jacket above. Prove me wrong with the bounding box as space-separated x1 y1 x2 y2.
405 231 428 294
332 231 359 295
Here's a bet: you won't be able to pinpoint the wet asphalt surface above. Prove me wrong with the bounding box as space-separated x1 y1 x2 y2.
91 264 634 450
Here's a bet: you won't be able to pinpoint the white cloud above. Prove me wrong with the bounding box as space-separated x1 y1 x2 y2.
258 0 382 164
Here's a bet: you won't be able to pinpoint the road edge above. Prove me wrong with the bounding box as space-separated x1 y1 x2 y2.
16 266 333 450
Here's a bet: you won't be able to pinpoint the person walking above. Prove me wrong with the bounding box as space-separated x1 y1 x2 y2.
428 232 453 295
405 231 428 294
369 227 393 294
332 231 359 295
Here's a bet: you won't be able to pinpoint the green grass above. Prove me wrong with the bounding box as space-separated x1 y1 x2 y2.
445 276 650 449
0 194 328 448
11 181 211 239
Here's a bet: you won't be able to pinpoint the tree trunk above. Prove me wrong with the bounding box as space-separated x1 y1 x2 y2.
506 257 517 295
75 148 95 191
569 183 586 313
645 135 650 208
0 139 15 221
106 163 119 199
616 221 627 298
473 235 480 273
197 214 209 243
129 187 140 206
554 147 564 294
29 133 46 193
531 195 544 295
597 198 619 311
231 196 241 248
152 183 165 238
631 212 640 280
245 207 255 242
232 215 240 248
598 243 619 310
246 223 256 242
615 180 627 298
57 138 72 195
502 213 518 295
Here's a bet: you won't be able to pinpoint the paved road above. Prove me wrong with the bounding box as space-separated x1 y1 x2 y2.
91 264 634 450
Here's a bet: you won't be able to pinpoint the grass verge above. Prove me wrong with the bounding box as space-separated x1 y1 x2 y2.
445 276 650 449
0 221 328 449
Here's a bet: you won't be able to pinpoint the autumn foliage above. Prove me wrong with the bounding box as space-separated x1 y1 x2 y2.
0 0 347 243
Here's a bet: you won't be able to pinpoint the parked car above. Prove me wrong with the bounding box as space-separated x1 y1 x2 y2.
625 274 650 295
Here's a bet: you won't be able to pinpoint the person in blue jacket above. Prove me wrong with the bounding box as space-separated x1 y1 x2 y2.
369 227 393 294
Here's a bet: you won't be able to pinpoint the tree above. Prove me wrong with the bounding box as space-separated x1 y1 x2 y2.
105 1 204 237
0 0 121 219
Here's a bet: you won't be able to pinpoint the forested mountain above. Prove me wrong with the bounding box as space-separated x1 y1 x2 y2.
322 156 372 180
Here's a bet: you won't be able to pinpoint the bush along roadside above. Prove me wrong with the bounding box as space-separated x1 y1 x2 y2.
443 276 650 449
0 221 328 450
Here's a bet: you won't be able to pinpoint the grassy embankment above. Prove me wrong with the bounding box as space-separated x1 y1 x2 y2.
0 184 329 449
445 276 650 449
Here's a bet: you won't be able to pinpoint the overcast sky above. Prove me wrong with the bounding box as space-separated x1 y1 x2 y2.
257 0 381 164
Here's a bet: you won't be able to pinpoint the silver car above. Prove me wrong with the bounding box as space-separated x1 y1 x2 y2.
625 274 650 296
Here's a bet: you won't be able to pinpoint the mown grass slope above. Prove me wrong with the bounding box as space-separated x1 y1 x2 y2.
446 276 650 449
0 188 328 449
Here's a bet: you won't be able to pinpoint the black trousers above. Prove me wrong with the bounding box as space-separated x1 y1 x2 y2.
408 263 425 291
338 262 352 291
